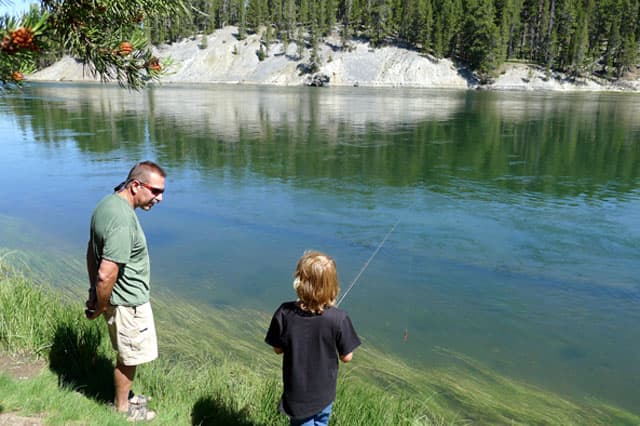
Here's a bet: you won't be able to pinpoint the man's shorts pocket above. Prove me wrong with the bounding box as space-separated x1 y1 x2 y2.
105 303 158 366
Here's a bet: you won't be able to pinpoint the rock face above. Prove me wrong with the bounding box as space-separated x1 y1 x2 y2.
28 26 640 92
305 73 330 87
27 26 471 89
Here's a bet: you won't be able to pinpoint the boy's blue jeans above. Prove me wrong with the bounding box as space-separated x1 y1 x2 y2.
290 402 333 426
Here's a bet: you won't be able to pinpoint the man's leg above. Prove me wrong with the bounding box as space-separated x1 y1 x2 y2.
114 362 137 412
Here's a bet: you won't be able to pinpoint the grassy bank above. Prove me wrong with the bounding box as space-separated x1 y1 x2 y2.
1 255 639 425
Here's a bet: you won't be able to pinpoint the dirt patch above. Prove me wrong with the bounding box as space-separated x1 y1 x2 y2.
0 352 46 380
0 413 45 426
0 353 47 425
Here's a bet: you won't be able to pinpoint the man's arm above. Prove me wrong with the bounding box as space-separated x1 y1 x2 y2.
86 258 119 320
86 241 97 288
273 347 284 355
85 242 97 317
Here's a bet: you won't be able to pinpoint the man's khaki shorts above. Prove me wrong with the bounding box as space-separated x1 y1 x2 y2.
105 302 158 366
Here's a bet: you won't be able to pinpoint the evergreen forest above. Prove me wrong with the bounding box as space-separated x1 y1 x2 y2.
149 0 640 81
2 0 639 86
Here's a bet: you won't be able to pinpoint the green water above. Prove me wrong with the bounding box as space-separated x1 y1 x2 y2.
1 83 639 414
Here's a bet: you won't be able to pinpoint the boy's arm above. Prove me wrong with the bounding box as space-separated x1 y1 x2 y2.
265 308 285 355
337 313 360 363
340 352 353 363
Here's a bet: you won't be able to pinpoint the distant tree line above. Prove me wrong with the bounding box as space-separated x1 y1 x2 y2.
3 0 638 86
148 0 640 81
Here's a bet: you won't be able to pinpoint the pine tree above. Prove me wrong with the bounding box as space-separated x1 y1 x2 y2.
369 0 390 46
349 0 366 35
263 23 272 57
543 0 557 76
270 0 283 34
496 0 523 62
326 0 337 35
237 0 248 39
246 0 267 31
434 0 463 57
283 0 296 42
551 0 576 70
317 0 328 35
519 0 539 61
415 0 433 52
299 0 310 28
459 0 501 80
618 33 638 76
296 25 305 60
615 0 639 76
1 0 189 89
604 13 621 77
339 0 354 48
570 10 590 76
396 0 411 42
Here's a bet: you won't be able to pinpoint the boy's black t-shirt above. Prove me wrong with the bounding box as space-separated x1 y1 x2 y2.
265 301 361 419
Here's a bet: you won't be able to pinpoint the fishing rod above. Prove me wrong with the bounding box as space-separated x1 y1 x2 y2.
336 219 399 307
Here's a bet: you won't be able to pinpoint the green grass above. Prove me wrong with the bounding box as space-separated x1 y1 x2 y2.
1 253 639 425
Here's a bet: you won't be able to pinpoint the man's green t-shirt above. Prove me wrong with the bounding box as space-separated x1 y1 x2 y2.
89 193 150 306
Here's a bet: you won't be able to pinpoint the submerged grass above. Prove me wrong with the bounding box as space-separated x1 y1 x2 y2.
1 252 639 425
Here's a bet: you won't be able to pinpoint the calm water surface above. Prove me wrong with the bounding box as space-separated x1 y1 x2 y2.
1 83 639 413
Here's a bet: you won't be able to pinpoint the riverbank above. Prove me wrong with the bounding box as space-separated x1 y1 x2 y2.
27 26 640 92
0 262 415 425
1 249 639 425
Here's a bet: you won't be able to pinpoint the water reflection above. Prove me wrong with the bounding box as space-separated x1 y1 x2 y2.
7 83 640 199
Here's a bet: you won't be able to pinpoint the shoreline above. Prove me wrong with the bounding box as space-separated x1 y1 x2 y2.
28 26 640 93
2 253 639 424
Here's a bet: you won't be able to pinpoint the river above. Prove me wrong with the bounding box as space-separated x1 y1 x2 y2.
1 83 639 414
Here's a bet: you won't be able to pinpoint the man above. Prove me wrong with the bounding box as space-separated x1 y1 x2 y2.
85 161 166 422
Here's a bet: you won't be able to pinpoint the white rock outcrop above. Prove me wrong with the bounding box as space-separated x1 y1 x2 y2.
28 26 640 92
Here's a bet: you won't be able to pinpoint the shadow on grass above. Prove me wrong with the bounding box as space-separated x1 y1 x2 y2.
191 395 258 426
48 321 114 403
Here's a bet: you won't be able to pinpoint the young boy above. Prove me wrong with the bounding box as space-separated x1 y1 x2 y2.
265 250 361 426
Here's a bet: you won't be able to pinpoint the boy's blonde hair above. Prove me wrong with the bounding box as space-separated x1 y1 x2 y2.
293 251 339 314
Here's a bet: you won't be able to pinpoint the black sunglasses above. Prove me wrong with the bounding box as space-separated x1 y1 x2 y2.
137 180 165 196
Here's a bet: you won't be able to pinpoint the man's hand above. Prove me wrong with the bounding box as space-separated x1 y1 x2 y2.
84 299 102 320
85 301 108 320
85 307 99 320
85 287 98 319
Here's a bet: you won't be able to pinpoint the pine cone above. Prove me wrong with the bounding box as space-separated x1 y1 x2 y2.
146 57 161 72
6 27 36 51
119 41 133 55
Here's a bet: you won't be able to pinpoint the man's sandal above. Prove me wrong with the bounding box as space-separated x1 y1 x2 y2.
129 393 152 406
127 404 156 422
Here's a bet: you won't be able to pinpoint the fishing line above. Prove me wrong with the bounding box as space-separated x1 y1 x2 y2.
336 219 399 307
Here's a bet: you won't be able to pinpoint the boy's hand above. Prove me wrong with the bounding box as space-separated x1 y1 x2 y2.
340 352 353 363
273 347 284 354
